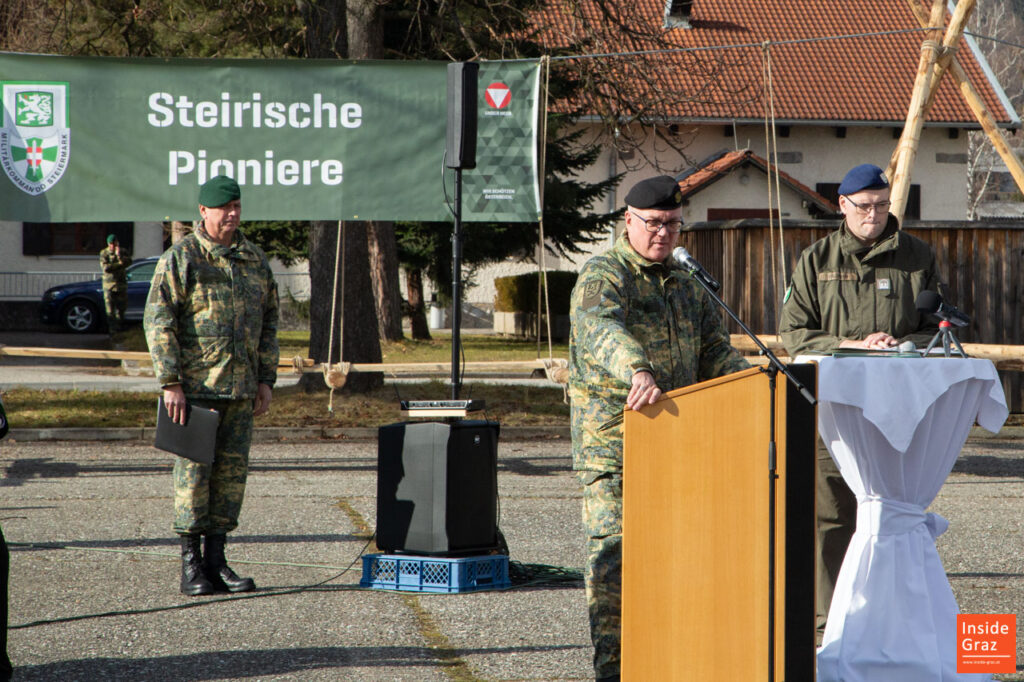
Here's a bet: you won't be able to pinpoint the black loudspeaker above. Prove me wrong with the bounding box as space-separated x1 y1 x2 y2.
376 420 499 555
445 62 479 170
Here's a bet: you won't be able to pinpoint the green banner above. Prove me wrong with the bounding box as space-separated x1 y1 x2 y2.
0 53 541 222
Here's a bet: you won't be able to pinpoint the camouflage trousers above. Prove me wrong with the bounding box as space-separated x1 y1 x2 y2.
103 287 127 331
172 398 254 536
579 470 622 680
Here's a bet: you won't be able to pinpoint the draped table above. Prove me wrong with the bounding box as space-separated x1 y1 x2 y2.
797 356 1008 682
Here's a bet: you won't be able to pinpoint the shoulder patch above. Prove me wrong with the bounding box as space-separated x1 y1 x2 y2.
580 280 603 308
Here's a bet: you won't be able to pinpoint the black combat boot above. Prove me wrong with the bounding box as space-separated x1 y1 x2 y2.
179 535 215 596
203 534 255 593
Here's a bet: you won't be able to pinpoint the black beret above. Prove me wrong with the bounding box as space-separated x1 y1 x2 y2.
838 164 889 196
198 175 241 208
624 175 683 210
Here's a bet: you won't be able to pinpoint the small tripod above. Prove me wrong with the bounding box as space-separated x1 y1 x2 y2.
924 320 968 358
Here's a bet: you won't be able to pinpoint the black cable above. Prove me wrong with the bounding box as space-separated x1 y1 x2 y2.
8 534 375 630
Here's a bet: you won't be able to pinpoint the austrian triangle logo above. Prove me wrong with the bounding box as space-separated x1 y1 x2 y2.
485 82 511 109
1 81 71 195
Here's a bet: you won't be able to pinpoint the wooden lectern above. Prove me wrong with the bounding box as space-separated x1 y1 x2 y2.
622 364 817 681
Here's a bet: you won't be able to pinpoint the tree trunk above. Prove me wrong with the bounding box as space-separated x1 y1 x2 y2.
170 221 191 244
300 1 383 394
405 267 432 340
347 1 404 342
346 0 384 59
366 221 404 341
301 221 383 393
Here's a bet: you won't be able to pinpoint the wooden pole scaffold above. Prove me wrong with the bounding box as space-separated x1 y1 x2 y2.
893 0 1024 218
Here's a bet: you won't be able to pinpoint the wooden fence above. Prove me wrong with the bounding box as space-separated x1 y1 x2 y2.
679 218 1024 411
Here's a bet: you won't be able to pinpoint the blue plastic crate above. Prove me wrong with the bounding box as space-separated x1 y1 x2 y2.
360 553 510 593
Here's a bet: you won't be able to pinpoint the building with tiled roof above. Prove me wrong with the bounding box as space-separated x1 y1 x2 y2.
476 1 1021 312
525 0 1018 225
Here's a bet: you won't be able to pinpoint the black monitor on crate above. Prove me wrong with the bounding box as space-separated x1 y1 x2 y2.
376 419 500 556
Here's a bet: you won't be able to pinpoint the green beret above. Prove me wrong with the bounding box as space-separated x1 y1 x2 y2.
625 175 683 210
198 175 241 208
106 234 117 244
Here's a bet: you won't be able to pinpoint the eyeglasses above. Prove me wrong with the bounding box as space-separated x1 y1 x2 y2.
628 209 684 234
844 197 891 215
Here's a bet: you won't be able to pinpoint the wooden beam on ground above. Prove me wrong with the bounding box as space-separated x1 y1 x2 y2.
903 0 1024 196
0 346 561 375
0 346 152 362
888 0 947 223
325 360 560 374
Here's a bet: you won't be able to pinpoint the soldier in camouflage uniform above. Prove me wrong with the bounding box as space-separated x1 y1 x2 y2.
99 234 129 333
144 175 279 597
569 175 749 681
779 163 941 645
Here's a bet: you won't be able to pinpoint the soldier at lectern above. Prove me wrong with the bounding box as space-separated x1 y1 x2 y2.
568 175 749 681
779 162 943 645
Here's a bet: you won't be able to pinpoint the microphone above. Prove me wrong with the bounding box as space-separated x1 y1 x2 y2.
915 290 970 328
672 247 721 292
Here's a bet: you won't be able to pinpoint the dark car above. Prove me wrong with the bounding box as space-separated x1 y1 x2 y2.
40 257 160 333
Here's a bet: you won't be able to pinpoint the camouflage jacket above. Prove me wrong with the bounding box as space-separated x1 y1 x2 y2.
99 246 129 291
144 226 279 400
569 234 750 473
779 216 941 357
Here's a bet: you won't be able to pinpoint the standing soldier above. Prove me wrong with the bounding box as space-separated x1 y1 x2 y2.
779 162 942 645
144 175 279 596
99 234 129 333
569 175 749 681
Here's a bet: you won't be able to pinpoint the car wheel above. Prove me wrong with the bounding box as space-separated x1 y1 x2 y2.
62 299 100 333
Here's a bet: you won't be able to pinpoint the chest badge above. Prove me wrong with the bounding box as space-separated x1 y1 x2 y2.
877 278 891 291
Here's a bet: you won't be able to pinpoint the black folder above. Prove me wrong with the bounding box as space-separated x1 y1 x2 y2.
154 397 220 464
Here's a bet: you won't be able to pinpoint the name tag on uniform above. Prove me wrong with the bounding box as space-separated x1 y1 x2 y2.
877 278 891 291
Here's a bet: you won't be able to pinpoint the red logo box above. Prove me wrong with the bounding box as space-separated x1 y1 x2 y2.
957 613 1016 674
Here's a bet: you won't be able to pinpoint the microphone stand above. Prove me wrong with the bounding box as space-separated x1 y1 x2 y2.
687 271 816 682
923 320 968 358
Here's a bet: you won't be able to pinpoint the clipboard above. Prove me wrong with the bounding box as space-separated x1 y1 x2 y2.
154 397 220 464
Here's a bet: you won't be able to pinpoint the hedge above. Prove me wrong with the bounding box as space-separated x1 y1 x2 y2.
493 270 578 314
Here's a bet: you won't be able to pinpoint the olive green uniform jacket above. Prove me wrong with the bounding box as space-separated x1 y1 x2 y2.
779 216 941 358
144 226 279 400
569 234 750 473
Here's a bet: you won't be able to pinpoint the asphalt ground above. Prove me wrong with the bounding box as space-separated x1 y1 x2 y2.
0 331 1022 680
0 427 1021 681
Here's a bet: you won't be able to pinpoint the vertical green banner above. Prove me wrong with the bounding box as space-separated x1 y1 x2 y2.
0 53 541 222
462 61 542 222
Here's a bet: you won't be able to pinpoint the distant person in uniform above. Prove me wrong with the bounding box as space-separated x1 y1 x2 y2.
144 175 279 596
99 234 130 333
569 175 749 681
779 162 942 645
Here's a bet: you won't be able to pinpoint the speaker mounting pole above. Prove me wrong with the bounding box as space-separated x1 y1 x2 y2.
445 61 479 401
450 168 463 400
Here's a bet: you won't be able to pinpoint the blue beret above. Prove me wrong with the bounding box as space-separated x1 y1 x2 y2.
625 175 683 210
838 164 889 196
198 175 241 208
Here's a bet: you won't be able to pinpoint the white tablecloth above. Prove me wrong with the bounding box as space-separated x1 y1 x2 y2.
798 356 1008 682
